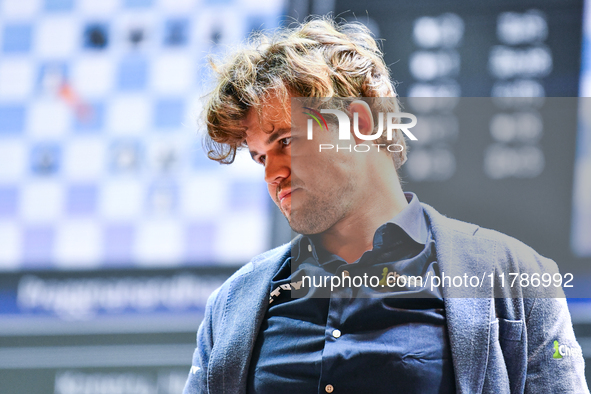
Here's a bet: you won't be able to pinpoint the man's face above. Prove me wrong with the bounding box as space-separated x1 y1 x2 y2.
243 97 361 235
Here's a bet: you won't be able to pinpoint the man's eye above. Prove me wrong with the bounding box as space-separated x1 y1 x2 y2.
258 156 266 165
280 137 292 146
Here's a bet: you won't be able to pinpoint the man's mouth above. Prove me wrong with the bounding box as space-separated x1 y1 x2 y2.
278 189 292 202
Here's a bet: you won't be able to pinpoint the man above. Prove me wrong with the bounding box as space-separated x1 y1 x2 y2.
183 18 588 393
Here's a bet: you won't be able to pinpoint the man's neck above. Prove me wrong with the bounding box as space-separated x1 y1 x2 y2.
318 186 409 264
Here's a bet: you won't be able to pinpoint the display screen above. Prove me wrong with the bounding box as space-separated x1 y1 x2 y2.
0 0 286 270
573 0 591 258
326 0 588 272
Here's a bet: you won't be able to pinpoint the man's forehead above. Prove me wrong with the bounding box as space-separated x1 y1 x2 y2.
242 98 291 134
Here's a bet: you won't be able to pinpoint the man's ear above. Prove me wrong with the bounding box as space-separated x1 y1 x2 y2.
349 100 375 144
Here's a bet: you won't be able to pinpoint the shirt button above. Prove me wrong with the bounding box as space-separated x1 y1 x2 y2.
308 245 312 252
332 329 341 338
325 384 334 393
342 270 349 277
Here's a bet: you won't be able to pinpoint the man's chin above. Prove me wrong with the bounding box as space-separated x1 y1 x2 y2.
286 210 331 235
279 194 334 234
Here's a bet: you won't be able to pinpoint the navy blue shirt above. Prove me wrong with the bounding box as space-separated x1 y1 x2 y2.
247 193 456 393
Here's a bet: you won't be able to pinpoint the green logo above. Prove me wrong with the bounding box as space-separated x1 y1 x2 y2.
378 267 389 286
378 267 400 286
553 340 563 359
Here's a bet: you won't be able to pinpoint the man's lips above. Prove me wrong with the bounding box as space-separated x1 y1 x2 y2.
278 189 292 202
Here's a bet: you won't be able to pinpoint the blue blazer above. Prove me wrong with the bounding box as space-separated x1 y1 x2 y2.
183 204 588 393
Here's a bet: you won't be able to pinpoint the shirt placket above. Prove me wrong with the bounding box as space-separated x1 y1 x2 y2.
318 268 352 394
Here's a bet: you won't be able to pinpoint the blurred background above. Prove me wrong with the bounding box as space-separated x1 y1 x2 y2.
0 0 590 392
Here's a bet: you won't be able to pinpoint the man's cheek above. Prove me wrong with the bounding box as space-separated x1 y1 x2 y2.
291 137 317 158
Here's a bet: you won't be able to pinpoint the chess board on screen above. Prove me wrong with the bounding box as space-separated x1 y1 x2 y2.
0 0 285 270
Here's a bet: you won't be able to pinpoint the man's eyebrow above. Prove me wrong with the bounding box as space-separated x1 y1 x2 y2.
249 127 291 160
266 127 291 144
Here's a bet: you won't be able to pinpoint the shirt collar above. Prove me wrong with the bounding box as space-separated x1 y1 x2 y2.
291 234 318 264
292 192 428 263
381 192 428 246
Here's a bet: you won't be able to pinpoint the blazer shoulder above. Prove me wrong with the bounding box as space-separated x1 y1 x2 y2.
422 202 551 262
473 225 553 267
421 202 480 237
208 242 291 308
422 202 559 276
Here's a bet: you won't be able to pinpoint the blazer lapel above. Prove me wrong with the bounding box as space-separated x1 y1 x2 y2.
208 246 290 394
422 204 494 394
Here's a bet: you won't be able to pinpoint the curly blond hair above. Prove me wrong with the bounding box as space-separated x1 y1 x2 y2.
203 17 407 168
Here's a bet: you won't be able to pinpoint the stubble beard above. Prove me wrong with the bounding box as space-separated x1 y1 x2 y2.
282 181 356 235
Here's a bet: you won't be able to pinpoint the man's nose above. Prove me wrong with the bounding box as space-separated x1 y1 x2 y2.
264 153 290 185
